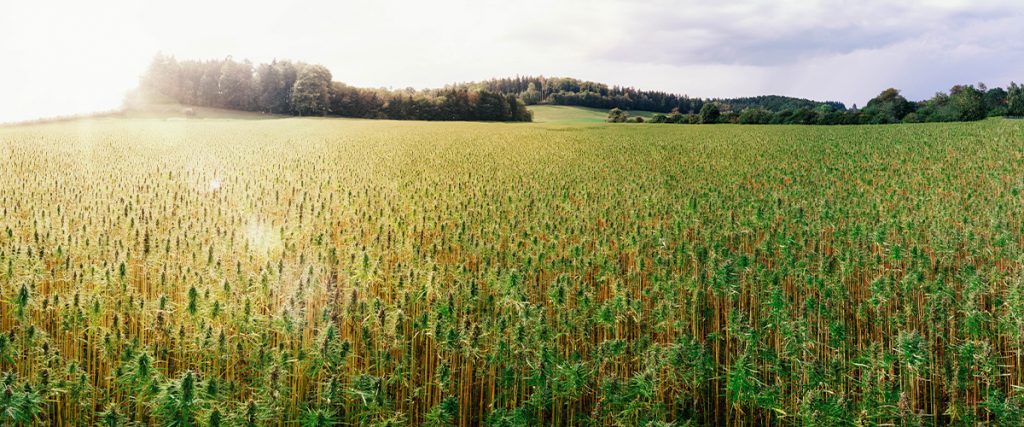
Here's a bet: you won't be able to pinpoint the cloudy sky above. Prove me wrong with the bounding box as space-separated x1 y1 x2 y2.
1 0 1022 122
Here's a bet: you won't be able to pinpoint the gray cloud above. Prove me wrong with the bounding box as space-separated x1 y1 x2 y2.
587 1 1024 67
601 26 911 67
496 0 1024 105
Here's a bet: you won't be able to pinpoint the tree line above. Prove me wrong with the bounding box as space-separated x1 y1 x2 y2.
614 84 1024 125
473 76 845 113
129 54 532 122
132 54 1022 126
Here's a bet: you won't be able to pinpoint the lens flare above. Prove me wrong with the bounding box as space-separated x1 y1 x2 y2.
244 219 281 257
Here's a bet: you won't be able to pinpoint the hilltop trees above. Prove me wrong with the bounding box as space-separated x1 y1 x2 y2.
521 82 543 105
948 84 987 121
141 53 182 102
471 76 847 113
699 102 721 123
472 76 845 113
197 63 221 107
635 83 1022 125
254 62 283 113
861 88 914 123
135 53 1017 125
1008 82 1024 116
607 107 629 123
717 94 846 112
909 84 984 123
133 55 531 122
290 65 332 116
255 61 298 114
983 86 1008 116
218 58 255 110
738 108 772 124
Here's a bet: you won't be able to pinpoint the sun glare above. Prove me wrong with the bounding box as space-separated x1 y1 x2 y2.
244 219 282 258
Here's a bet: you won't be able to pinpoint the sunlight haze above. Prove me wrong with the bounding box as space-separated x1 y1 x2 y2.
1 0 1022 122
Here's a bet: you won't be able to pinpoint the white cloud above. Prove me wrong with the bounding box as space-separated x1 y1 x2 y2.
1 0 1022 122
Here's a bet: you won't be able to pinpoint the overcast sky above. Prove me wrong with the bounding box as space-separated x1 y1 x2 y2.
1 0 1022 122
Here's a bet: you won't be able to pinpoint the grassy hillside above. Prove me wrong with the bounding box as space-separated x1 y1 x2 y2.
123 103 285 120
1 116 1023 425
528 104 658 123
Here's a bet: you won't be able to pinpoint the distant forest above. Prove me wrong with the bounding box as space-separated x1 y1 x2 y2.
606 85 1024 125
471 76 846 114
476 76 1024 125
130 55 533 122
131 54 1023 125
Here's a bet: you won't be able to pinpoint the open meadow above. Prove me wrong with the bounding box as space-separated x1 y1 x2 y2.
1 115 1024 425
527 106 659 124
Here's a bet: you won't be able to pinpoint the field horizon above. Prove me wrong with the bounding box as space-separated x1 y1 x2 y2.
1 104 653 127
11 102 1018 129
